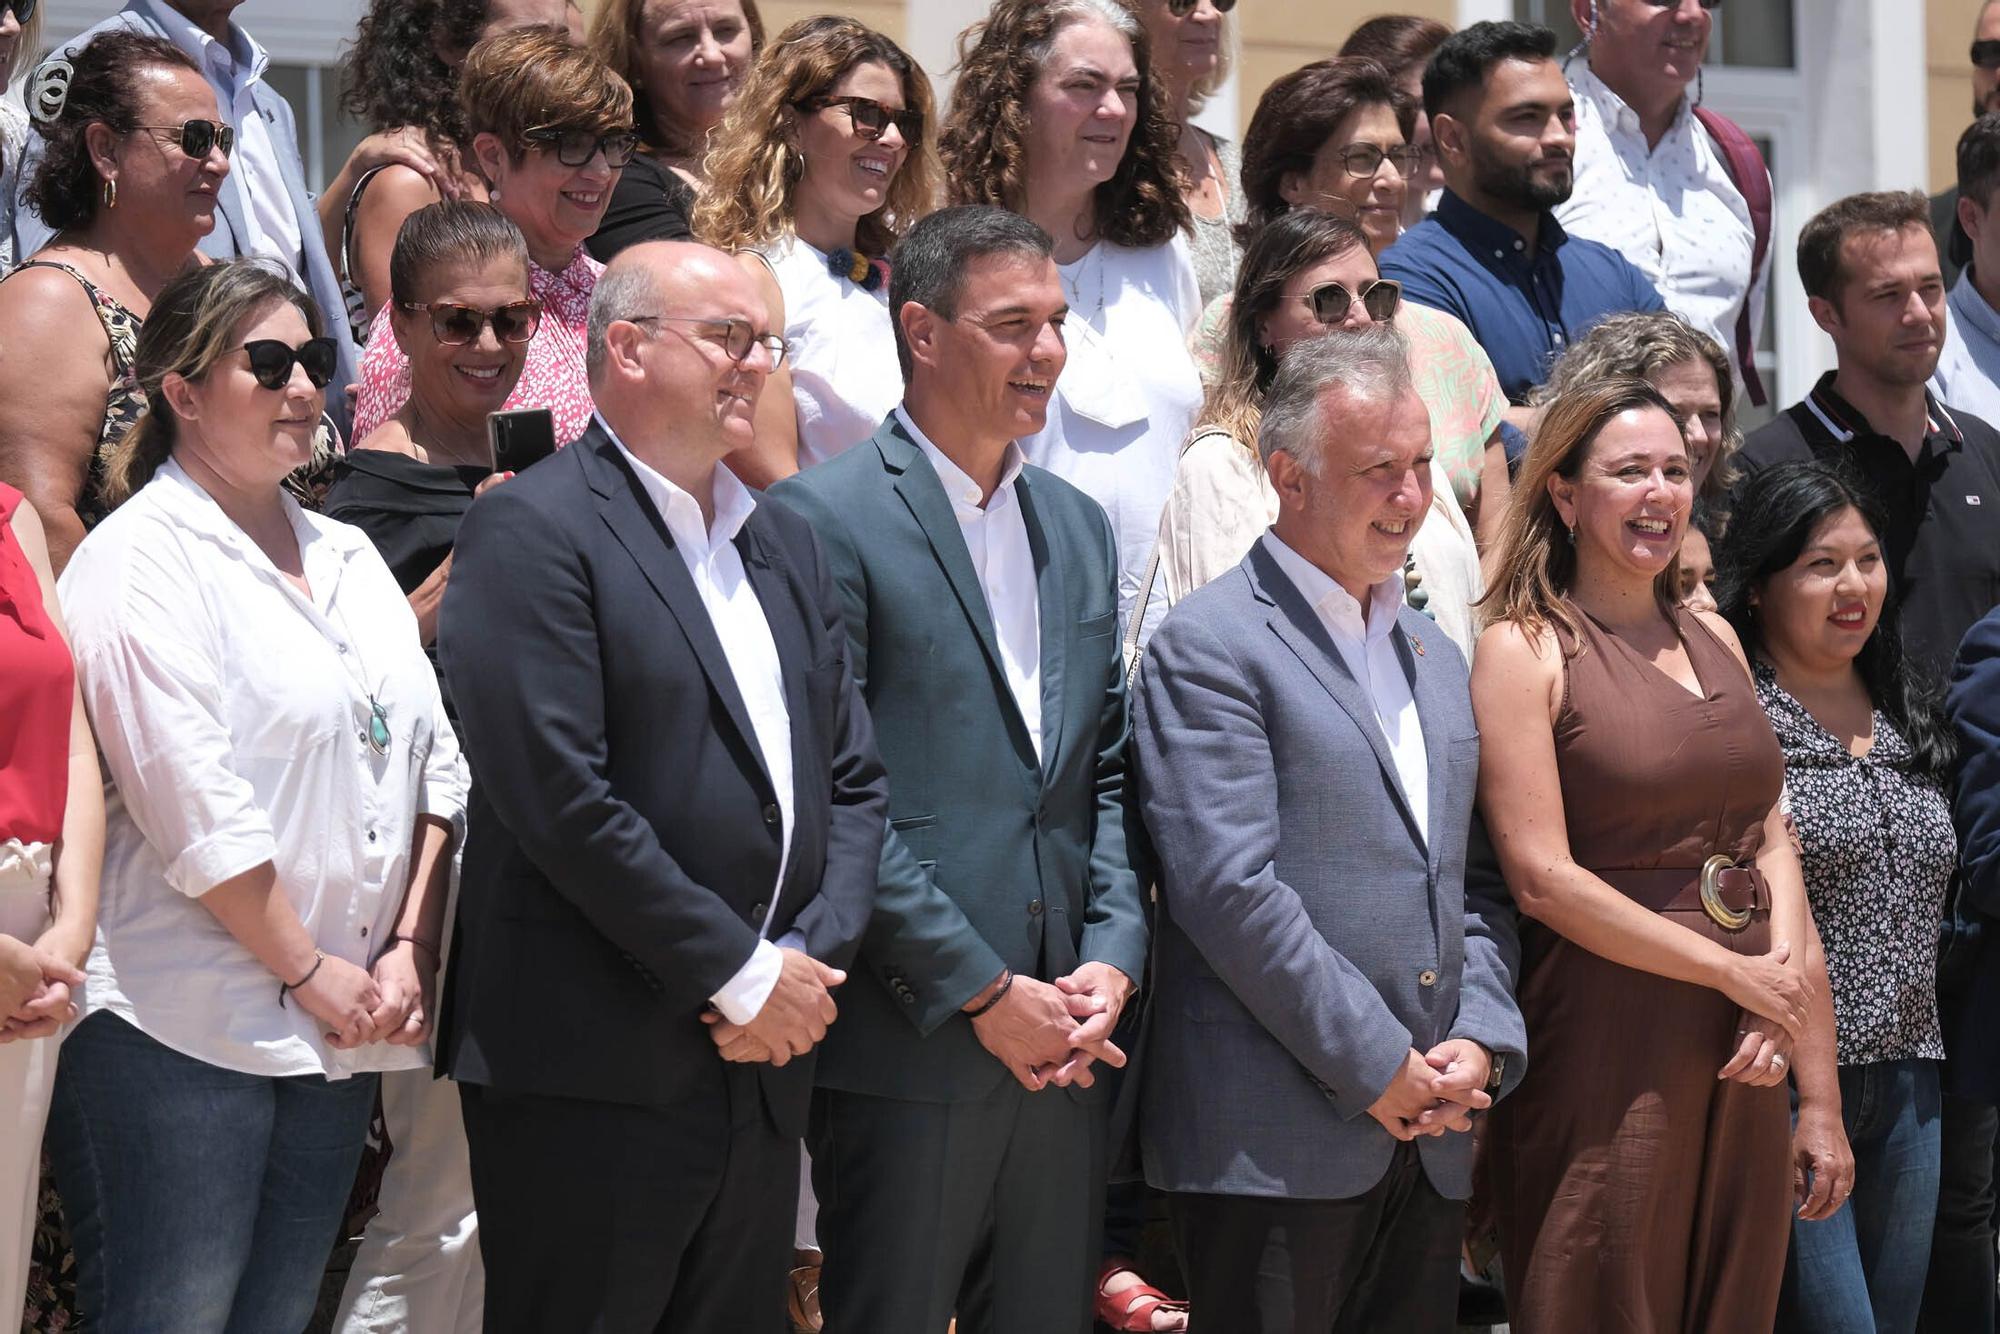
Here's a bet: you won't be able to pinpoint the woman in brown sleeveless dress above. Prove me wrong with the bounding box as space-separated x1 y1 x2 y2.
1471 379 1841 1333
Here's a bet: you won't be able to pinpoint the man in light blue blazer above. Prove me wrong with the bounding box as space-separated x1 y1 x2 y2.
17 1 359 432
1132 326 1527 1333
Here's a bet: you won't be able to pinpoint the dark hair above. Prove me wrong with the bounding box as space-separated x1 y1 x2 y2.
1421 19 1556 121
102 260 325 508
1960 113 2000 213
1715 461 1956 783
28 32 204 233
940 0 1190 251
388 201 530 307
461 25 634 160
1796 190 1933 306
1237 57 1414 245
1340 14 1453 80
888 205 1053 379
339 0 492 147
1688 497 1720 545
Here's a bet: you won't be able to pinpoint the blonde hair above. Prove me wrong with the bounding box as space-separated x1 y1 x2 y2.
587 0 766 156
692 16 938 256
102 260 323 509
1479 377 1687 648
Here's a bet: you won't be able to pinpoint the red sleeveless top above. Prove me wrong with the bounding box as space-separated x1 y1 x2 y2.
0 483 73 844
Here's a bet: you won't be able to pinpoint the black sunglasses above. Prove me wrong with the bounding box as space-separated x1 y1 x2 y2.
134 118 234 159
1165 0 1235 14
238 338 338 390
400 300 543 346
1977 40 2000 71
522 127 640 168
1302 278 1401 326
4 0 36 23
798 95 923 144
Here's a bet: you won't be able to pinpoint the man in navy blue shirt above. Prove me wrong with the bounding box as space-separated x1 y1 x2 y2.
1381 20 1663 432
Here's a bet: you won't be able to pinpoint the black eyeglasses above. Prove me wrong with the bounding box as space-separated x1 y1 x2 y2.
4 0 37 24
797 95 923 144
1300 279 1401 326
134 118 234 159
1336 142 1425 180
629 314 788 367
238 337 338 390
1639 0 1719 8
399 300 543 346
521 127 640 168
1165 0 1236 15
1977 40 2000 71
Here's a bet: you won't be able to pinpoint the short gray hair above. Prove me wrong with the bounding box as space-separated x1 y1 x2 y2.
1255 326 1413 476
586 260 662 382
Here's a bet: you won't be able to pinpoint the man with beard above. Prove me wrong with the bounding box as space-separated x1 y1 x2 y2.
1381 20 1662 431
1932 1 2000 288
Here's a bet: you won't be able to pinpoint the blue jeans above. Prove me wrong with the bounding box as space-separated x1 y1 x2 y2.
1780 1058 1943 1334
45 1011 379 1334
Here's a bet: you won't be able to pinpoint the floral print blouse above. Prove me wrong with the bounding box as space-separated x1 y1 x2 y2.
1754 663 1953 1066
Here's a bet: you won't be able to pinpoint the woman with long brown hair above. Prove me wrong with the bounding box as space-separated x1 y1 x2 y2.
941 0 1200 647
1472 378 1832 1330
694 14 936 483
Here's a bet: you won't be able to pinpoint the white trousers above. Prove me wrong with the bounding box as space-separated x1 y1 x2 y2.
333 1063 484 1334
0 841 56 1327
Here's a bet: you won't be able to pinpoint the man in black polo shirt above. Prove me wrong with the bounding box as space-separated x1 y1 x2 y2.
1735 188 2000 1334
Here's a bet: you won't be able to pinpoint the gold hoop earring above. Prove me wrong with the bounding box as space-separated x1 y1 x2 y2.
102 177 116 210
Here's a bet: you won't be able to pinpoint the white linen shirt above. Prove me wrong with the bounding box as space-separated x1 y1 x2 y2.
762 234 903 468
1259 531 1429 842
1022 237 1203 652
57 459 468 1079
1932 269 2000 427
141 0 303 271
604 419 797 1024
1555 63 1766 372
898 406 1042 761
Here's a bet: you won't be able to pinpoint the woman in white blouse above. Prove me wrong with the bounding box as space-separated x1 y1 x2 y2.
1148 209 1485 660
694 15 938 484
941 0 1203 648
50 260 468 1333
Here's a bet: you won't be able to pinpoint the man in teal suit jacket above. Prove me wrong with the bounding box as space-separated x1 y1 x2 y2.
768 206 1149 1334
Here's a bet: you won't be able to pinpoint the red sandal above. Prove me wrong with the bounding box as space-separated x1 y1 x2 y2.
1094 1260 1190 1332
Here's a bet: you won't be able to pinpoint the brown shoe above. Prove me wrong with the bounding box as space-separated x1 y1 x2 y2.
787 1248 823 1333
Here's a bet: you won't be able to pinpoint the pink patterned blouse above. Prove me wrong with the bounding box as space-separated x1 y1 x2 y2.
350 245 603 448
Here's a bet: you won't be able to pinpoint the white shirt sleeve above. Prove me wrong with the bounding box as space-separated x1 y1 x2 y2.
709 936 785 1025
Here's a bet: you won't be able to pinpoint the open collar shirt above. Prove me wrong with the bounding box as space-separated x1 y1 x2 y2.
1933 268 2000 430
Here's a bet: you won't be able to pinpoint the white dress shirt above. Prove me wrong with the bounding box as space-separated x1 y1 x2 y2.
141 0 303 271
1555 63 1766 373
1933 269 2000 427
57 459 468 1079
604 419 796 1024
1259 531 1429 841
898 406 1042 761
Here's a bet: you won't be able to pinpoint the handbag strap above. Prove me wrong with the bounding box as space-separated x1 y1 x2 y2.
1123 426 1237 690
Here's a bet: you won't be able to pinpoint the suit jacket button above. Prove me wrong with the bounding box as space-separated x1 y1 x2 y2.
1418 968 1439 987
1028 899 1043 917
762 803 781 827
751 902 768 923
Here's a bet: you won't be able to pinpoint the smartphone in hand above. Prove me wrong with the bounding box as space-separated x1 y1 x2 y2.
487 408 557 474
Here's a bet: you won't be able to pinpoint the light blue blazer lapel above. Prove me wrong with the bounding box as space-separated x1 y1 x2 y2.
1395 611 1456 872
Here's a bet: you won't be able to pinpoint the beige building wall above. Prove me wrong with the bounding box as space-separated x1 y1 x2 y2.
1233 1 1456 127
1934 0 1985 191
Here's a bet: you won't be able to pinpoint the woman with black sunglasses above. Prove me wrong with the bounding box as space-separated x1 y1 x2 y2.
47 257 467 1334
351 26 632 451
0 31 228 574
693 15 937 485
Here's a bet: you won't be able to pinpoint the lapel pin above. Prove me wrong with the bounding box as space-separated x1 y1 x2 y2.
1410 633 1425 657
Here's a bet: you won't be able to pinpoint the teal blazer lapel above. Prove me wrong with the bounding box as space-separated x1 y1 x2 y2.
1015 473 1068 778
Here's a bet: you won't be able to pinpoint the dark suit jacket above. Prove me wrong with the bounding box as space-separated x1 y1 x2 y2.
766 413 1149 1105
1944 607 2000 1103
435 422 888 1137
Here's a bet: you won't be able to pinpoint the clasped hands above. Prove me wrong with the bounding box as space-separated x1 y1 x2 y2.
1715 941 1811 1088
289 941 437 1051
965 961 1133 1092
0 934 85 1044
1367 1040 1493 1142
703 948 846 1066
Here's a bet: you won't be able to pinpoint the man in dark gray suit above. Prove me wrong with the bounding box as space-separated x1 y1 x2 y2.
767 206 1148 1334
1132 326 1527 1333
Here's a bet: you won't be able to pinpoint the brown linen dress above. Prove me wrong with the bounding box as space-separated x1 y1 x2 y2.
1481 603 1793 1333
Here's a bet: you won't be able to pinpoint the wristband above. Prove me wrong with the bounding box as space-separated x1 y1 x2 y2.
965 968 1013 1020
385 933 441 964
279 950 327 1008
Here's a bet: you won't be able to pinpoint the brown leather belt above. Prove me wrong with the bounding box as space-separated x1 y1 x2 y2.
1601 856 1769 930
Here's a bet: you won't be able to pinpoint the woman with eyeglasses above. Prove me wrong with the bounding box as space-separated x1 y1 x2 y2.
692 15 936 484
46 258 467 1333
1196 55 1513 546
1131 0 1242 306
351 26 632 450
941 0 1201 649
1338 15 1453 227
0 31 228 574
586 0 766 261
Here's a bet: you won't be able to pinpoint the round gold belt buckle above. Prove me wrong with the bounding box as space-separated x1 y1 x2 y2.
1699 853 1752 931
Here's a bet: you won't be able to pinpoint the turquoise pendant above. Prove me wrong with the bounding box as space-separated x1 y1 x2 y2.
367 698 391 756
